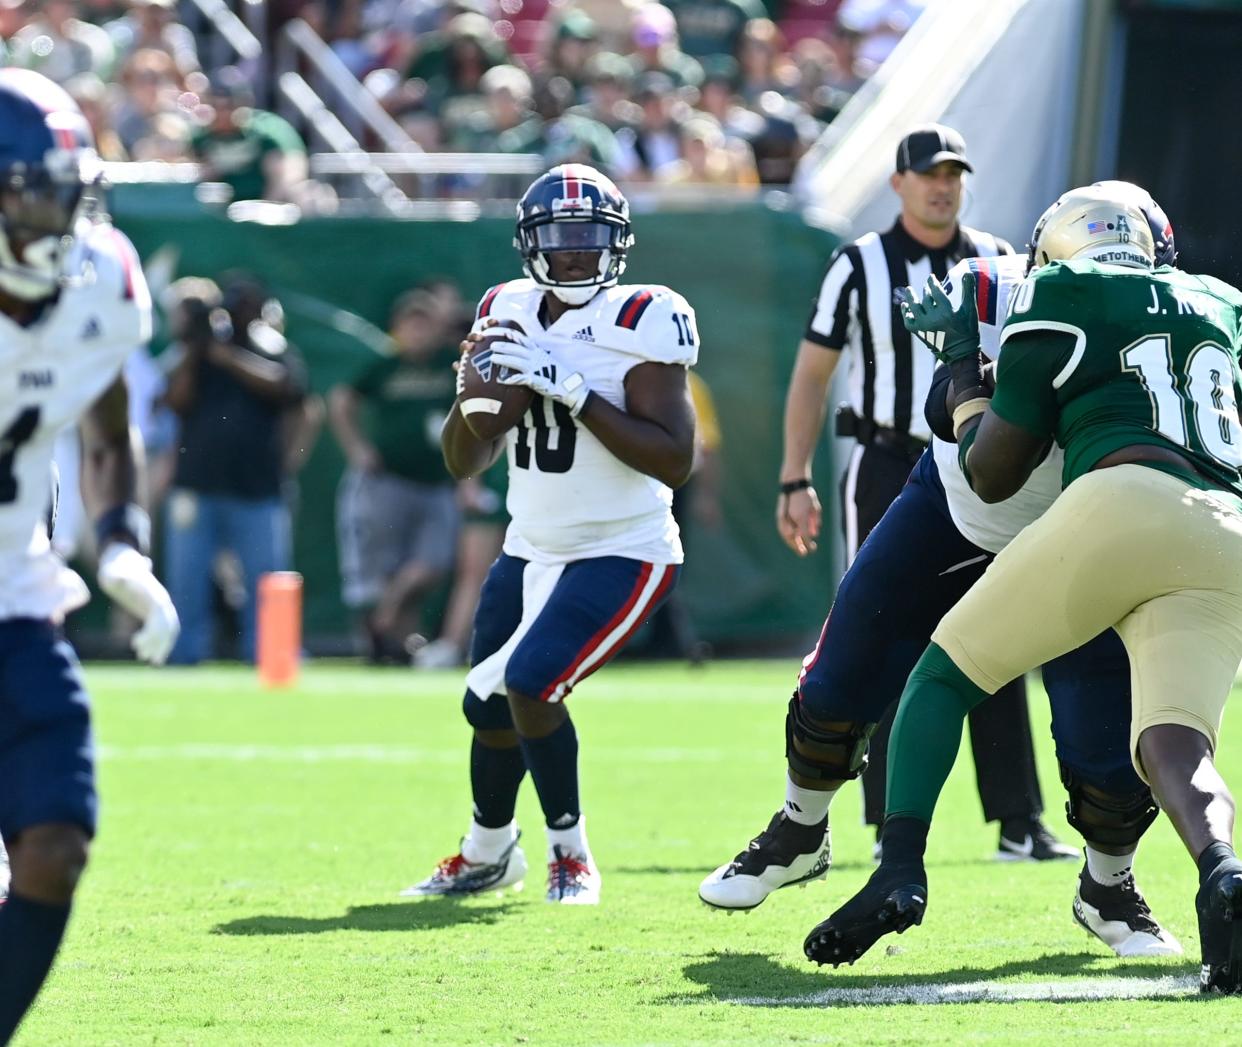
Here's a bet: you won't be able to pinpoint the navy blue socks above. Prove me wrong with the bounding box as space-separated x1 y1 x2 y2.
0 892 72 1044
470 737 527 829
518 718 581 829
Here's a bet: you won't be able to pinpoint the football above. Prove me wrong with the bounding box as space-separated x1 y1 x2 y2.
458 319 534 440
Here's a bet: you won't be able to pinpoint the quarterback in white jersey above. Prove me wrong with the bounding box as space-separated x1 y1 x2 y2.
471 277 695 566
407 165 697 907
0 69 179 1045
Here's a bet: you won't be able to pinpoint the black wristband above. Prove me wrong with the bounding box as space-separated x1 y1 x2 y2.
953 383 992 407
779 478 812 495
95 503 151 556
947 351 985 396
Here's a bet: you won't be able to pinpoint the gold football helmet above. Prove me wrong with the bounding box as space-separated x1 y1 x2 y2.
1027 185 1156 272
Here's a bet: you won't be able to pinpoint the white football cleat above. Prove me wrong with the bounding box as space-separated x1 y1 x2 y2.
1073 867 1182 957
546 846 601 905
698 811 831 911
413 638 464 669
401 835 526 897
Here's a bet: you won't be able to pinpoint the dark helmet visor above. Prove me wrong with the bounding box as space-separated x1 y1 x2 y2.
531 220 615 250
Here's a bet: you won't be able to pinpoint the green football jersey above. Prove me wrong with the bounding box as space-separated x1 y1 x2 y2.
991 260 1242 497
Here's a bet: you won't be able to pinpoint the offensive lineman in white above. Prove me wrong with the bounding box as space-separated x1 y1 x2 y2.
407 164 697 904
699 183 1181 959
0 69 178 1044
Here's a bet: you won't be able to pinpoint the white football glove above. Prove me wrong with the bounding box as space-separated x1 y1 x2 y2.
490 340 592 417
97 543 181 666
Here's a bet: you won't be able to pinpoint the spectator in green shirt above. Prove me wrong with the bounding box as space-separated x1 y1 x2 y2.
448 63 538 153
499 75 621 173
663 0 766 59
189 66 309 203
328 290 461 665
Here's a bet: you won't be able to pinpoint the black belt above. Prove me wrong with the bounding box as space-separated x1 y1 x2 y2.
835 406 927 464
869 427 928 463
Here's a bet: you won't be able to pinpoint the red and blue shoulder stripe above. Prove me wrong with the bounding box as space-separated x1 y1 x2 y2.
967 258 999 326
108 228 138 300
616 288 655 330
475 283 506 321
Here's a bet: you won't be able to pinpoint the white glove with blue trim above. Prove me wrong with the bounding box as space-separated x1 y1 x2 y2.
489 339 592 417
97 543 180 665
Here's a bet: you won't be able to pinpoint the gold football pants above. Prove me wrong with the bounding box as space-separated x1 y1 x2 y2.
933 464 1242 780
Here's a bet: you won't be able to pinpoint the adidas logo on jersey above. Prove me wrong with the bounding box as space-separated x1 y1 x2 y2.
79 317 102 340
573 326 595 342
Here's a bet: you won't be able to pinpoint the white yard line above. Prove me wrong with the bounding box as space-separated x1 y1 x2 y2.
726 975 1199 1006
95 744 748 764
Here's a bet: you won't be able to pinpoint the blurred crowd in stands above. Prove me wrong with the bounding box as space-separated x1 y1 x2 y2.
1 0 926 195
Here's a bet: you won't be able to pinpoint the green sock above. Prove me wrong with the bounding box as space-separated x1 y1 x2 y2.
885 642 991 825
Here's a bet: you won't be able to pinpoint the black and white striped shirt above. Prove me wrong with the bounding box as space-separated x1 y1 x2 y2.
805 219 1014 441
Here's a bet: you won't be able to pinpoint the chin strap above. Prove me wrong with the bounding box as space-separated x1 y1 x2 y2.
0 233 63 301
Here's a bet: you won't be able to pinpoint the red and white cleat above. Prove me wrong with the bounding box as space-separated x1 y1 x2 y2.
546 846 601 905
401 835 526 897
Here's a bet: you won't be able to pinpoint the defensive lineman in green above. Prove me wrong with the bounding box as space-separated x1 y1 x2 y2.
802 183 1242 994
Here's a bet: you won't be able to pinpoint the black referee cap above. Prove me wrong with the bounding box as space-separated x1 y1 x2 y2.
895 124 973 174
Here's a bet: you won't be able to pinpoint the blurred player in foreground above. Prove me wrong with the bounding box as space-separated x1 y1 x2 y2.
806 184 1242 995
700 183 1181 958
0 69 179 1043
406 164 697 904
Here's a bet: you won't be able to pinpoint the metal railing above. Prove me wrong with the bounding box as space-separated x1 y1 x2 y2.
278 74 410 212
275 18 419 155
184 0 263 63
310 151 542 207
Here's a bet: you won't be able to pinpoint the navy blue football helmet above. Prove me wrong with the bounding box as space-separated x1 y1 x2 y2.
0 68 101 301
515 164 633 305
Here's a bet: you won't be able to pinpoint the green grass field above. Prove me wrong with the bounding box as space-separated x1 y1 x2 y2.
19 661 1238 1045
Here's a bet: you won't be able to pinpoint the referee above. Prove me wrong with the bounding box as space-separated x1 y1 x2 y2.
777 124 1073 859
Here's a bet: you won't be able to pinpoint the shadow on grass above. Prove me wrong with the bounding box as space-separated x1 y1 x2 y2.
614 857 997 877
213 898 521 936
664 950 1199 1007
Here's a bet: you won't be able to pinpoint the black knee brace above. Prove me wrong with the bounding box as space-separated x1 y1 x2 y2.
1060 762 1159 849
785 694 875 782
463 689 515 732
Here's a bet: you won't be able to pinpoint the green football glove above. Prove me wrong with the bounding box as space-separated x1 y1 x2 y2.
897 270 980 365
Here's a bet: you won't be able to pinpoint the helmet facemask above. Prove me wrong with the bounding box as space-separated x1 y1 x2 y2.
517 211 631 305
0 147 101 301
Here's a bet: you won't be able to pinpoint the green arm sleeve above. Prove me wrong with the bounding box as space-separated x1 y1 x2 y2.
989 331 1077 438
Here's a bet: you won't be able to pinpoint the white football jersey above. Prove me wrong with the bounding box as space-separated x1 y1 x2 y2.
0 219 151 619
472 278 698 565
930 255 1063 553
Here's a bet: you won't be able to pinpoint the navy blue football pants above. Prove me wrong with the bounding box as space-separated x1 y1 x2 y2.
0 619 97 842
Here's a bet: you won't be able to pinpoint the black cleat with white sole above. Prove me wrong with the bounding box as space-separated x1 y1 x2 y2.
699 811 830 911
1073 865 1182 957
996 817 1078 862
1197 860 1242 994
804 860 927 967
